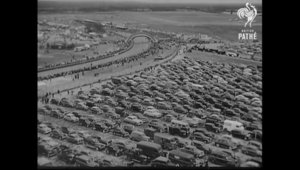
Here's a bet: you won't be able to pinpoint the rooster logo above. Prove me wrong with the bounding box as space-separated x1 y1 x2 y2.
237 2 257 27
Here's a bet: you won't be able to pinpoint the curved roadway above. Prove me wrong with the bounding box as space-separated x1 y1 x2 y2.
38 37 150 78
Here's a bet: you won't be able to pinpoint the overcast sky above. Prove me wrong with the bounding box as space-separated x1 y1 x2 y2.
39 0 262 4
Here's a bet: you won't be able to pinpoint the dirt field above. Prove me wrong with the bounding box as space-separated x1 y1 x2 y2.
186 51 262 67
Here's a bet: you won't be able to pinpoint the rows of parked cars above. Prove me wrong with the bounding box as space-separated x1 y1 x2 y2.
38 56 262 167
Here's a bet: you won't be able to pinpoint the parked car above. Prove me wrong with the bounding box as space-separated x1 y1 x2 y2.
240 161 260 167
84 137 106 151
247 140 262 151
191 140 212 154
153 133 177 150
38 157 53 166
96 158 113 167
111 128 129 138
144 108 163 118
63 114 79 123
136 141 163 159
38 124 52 134
169 119 191 137
156 102 172 110
50 129 67 140
214 138 235 150
151 156 175 167
168 150 199 167
94 123 110 133
130 130 150 142
205 123 222 133
163 114 176 122
50 109 64 118
122 124 135 134
74 155 98 167
208 150 236 167
193 128 215 139
241 145 262 157
190 132 211 144
38 107 49 115
124 116 143 126
231 129 251 140
50 98 60 105
66 134 84 145
250 130 262 141
75 102 88 111
223 120 245 132
144 127 156 140
59 98 73 107
126 148 150 165
131 103 144 112
148 120 169 133
180 145 205 158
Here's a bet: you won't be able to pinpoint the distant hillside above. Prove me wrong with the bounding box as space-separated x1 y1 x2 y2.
38 1 262 13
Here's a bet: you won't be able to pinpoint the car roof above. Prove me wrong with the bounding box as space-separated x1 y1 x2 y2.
154 133 176 140
169 150 194 159
153 156 169 162
137 141 161 150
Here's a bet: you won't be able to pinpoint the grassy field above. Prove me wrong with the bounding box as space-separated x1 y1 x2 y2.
39 11 262 42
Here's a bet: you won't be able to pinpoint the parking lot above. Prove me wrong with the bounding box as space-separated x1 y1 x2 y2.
38 55 262 167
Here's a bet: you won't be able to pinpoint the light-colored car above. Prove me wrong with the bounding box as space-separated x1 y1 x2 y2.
124 116 143 126
64 114 79 123
144 108 162 118
38 124 52 134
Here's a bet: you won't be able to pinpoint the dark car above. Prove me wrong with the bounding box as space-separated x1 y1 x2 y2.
111 128 129 138
94 123 110 133
96 158 113 167
205 123 222 133
61 126 75 135
250 130 262 141
214 138 234 150
50 110 64 118
193 128 215 139
231 129 251 140
50 129 67 140
131 103 144 112
190 132 211 143
144 127 156 140
241 146 262 157
126 148 150 165
79 117 90 127
84 137 106 151
105 144 124 157
50 98 60 105
74 155 97 167
148 121 169 133
208 150 236 167
191 140 212 154
59 98 73 107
